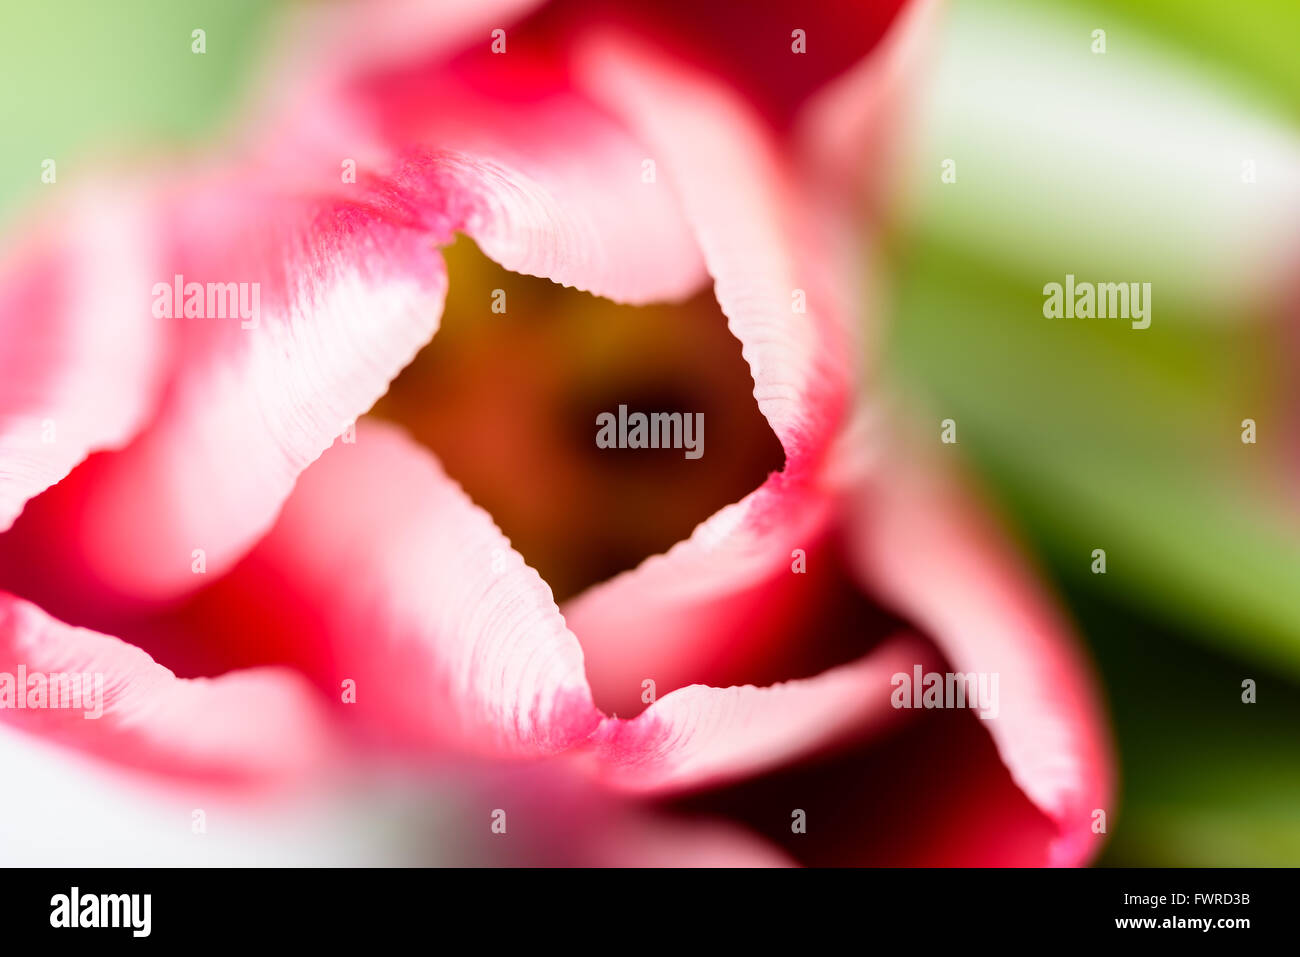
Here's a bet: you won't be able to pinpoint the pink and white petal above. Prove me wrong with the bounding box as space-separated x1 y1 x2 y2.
0 185 168 532
67 178 449 599
563 478 833 713
250 0 708 305
319 57 710 305
561 35 853 705
591 634 933 795
842 447 1114 866
0 592 334 784
667 699 1064 866
250 418 602 755
404 106 707 304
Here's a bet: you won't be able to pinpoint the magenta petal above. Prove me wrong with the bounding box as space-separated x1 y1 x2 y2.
252 419 602 754
62 181 449 599
0 592 334 783
276 0 547 91
844 451 1115 866
305 55 711 304
592 635 931 794
391 126 708 304
563 479 833 713
0 185 168 532
795 0 942 213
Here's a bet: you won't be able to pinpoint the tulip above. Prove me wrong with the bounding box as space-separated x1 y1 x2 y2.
0 0 1110 866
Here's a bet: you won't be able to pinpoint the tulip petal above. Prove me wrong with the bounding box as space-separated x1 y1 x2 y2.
250 418 602 755
843 448 1114 866
667 700 1064 866
0 592 333 783
592 634 932 794
53 180 448 599
317 53 711 304
0 186 167 532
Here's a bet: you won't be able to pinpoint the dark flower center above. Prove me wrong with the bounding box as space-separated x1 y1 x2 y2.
373 236 786 602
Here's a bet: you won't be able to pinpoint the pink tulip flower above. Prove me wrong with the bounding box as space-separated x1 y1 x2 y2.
0 0 1110 865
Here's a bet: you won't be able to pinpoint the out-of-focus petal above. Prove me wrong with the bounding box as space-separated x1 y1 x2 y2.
0 185 168 532
0 731 791 866
795 0 942 215
666 698 1063 866
0 592 334 784
271 0 546 97
626 0 909 128
251 418 602 755
842 444 1114 866
482 0 912 131
591 634 931 794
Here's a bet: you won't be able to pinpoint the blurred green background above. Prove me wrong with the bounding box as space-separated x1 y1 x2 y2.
2 0 1297 864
